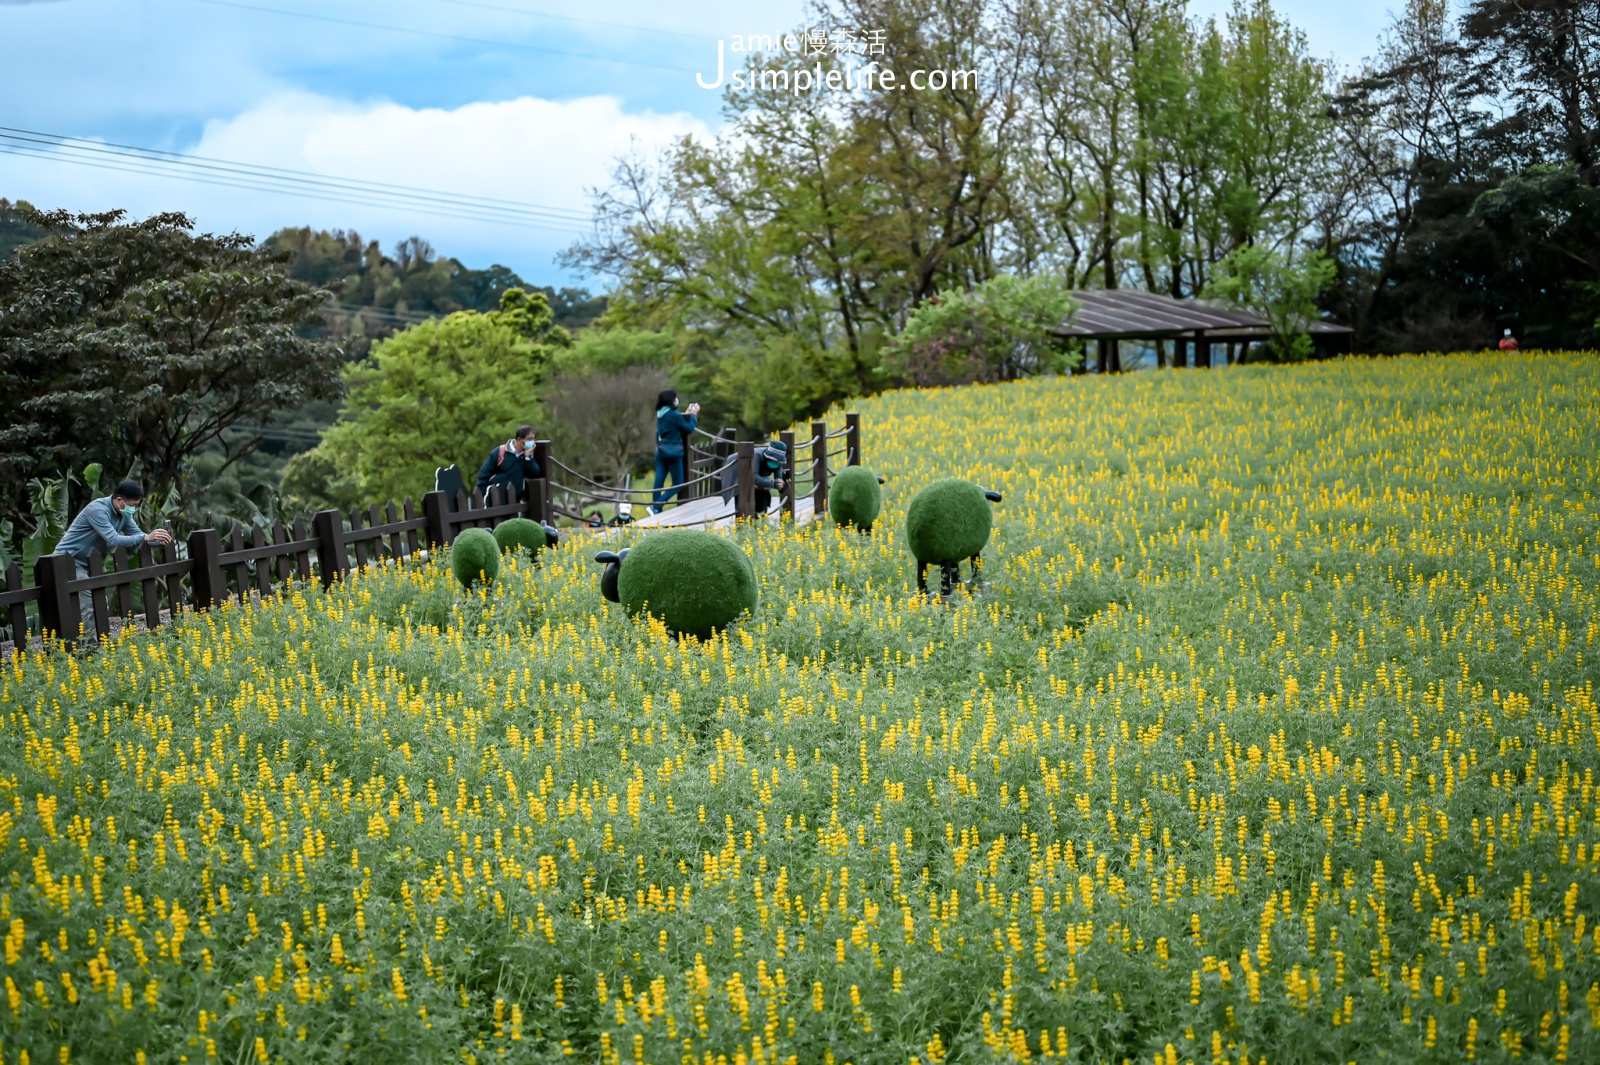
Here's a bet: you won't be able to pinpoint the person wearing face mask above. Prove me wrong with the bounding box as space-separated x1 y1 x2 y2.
475 424 542 496
651 390 700 514
56 480 174 640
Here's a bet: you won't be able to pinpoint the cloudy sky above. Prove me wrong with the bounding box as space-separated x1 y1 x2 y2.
1 0 1402 288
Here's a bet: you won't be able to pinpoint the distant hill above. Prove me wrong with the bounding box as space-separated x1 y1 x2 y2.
263 227 606 357
0 207 606 354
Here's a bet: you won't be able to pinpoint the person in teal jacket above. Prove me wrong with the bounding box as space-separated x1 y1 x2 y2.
651 389 700 513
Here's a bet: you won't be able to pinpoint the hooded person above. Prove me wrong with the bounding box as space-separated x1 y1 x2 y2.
720 438 789 513
652 389 700 514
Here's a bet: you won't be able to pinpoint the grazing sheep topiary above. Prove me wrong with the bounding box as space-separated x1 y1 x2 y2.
493 517 559 558
450 528 500 589
828 466 884 530
595 530 757 639
905 478 1003 594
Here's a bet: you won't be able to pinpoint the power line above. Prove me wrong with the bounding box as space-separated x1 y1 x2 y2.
0 126 590 223
191 0 700 74
425 0 708 42
428 0 710 42
0 130 594 234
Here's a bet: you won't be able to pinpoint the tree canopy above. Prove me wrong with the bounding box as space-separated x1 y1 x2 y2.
0 206 344 532
279 289 566 511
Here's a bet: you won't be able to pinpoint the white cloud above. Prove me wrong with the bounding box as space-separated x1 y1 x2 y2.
1 91 715 282
192 91 711 220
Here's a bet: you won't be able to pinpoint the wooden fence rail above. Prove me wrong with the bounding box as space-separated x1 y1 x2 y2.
3 482 546 652
2 411 865 653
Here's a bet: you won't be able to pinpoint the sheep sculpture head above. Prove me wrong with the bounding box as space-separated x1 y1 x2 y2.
593 548 630 604
904 478 1003 595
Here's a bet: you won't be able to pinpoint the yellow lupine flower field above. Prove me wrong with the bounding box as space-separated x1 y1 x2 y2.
3 352 1598 1064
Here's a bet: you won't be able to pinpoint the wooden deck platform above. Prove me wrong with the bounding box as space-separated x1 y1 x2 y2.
629 493 818 530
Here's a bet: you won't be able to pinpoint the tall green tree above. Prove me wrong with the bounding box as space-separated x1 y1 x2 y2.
1203 243 1336 360
0 206 343 532
280 289 565 510
564 0 1029 432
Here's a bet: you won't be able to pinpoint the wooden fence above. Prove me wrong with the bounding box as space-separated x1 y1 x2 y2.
0 414 864 653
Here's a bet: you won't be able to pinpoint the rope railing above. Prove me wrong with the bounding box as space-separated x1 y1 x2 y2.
547 457 730 498
542 411 859 528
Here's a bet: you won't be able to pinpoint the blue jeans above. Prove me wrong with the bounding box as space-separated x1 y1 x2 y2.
653 453 687 509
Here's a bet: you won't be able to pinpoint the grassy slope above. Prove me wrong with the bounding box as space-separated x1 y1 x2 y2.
2 352 1598 1064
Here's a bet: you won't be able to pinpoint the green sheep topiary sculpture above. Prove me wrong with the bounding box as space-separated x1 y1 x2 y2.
493 517 556 558
828 466 883 530
450 528 501 589
905 478 1003 594
613 529 757 640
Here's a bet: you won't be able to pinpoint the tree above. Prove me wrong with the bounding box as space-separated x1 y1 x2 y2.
263 227 607 358
1202 243 1336 360
1326 0 1600 349
883 275 1081 386
0 199 47 262
280 289 564 510
564 0 1030 432
0 206 344 531
541 328 675 487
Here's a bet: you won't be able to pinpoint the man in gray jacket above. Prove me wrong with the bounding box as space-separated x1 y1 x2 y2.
55 480 174 640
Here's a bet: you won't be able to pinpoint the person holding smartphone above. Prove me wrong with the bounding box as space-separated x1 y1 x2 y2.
651 389 699 514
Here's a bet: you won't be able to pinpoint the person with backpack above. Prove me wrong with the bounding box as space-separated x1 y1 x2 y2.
651 390 700 514
476 425 542 497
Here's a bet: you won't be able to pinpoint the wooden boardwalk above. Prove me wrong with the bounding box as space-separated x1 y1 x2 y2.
629 493 818 531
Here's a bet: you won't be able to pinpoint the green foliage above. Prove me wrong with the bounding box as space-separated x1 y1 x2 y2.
263 227 606 358
617 529 757 640
449 528 500 589
884 276 1080 386
0 206 344 532
543 329 675 484
284 289 561 509
1203 245 1338 361
0 198 47 262
905 478 993 564
828 466 882 530
557 327 674 376
492 518 547 557
570 0 1337 407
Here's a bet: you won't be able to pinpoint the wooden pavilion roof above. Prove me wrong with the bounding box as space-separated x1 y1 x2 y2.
1054 289 1352 340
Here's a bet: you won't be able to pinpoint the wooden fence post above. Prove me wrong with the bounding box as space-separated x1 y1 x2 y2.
779 430 797 523
735 441 756 519
530 440 553 522
811 419 828 515
188 528 227 609
422 490 451 548
35 552 77 648
311 510 348 590
845 412 862 467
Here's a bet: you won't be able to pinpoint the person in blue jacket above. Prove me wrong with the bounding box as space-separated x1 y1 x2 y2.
651 389 700 514
56 480 174 641
476 425 542 497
